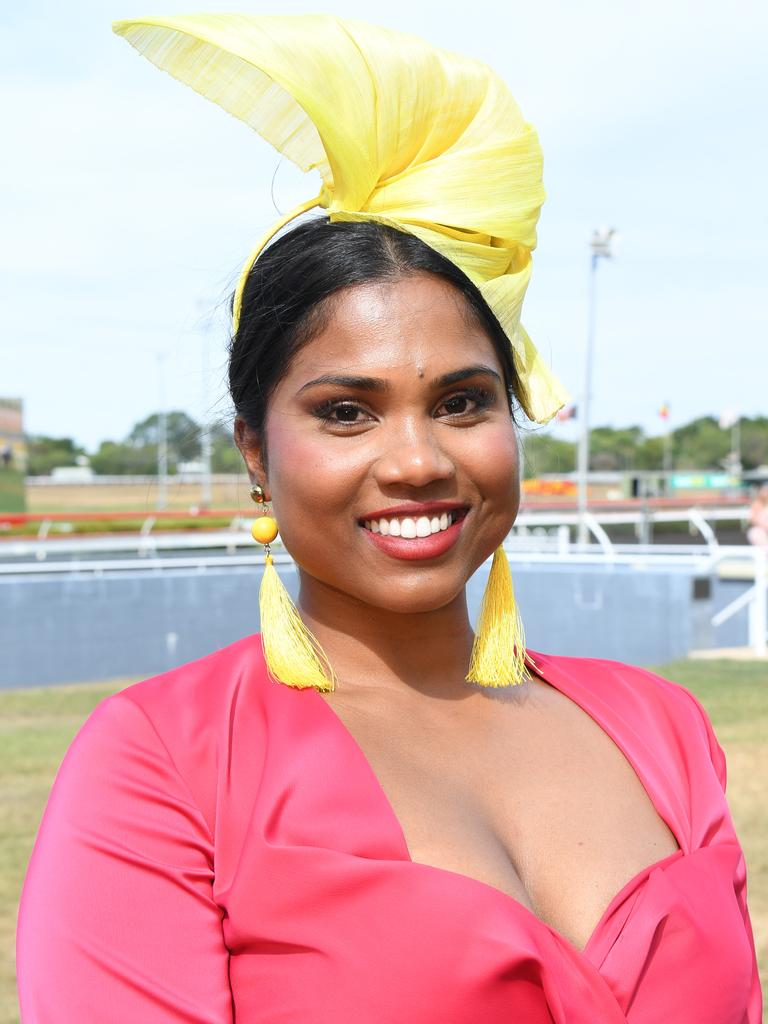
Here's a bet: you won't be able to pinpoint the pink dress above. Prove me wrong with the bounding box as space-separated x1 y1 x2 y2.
17 635 761 1022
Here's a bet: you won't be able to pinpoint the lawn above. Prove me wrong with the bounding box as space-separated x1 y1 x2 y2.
1 660 765 1022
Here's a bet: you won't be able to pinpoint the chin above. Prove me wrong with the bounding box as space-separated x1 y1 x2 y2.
344 566 475 616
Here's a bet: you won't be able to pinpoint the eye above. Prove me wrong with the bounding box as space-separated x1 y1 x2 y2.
441 395 472 415
312 400 373 427
436 387 496 418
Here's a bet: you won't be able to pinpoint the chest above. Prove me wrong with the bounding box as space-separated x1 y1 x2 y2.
318 680 680 952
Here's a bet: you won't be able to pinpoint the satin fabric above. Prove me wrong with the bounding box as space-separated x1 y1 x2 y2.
17 635 761 1021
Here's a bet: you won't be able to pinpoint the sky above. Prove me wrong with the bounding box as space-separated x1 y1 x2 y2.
1 0 766 452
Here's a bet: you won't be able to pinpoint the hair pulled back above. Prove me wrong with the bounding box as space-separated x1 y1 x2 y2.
228 218 521 458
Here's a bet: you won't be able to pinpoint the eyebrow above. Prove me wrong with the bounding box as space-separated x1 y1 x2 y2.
298 373 391 394
432 364 503 388
297 364 502 394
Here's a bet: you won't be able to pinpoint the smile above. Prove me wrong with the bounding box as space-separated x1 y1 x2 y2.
358 507 470 562
362 509 465 538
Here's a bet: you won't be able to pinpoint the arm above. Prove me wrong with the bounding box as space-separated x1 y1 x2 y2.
17 693 233 1022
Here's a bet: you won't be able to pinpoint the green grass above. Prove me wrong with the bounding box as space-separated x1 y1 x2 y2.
1 661 766 1021
1 516 240 537
1 681 131 1023
651 659 768 997
0 472 25 515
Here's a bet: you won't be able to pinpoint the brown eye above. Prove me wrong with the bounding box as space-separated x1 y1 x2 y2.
312 400 373 427
443 396 470 415
436 388 496 418
333 404 362 422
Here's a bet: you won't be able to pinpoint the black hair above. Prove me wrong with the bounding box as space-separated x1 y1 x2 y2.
228 217 521 461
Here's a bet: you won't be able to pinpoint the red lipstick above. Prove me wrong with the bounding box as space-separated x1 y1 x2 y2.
358 501 467 522
358 507 469 562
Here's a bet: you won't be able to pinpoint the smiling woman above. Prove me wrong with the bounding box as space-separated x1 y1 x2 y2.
15 12 761 1024
232 221 521 627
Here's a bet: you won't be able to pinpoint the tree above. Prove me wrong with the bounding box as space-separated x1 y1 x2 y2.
26 436 86 476
520 431 576 478
209 420 244 473
589 426 644 471
128 412 201 463
671 416 730 470
635 436 665 470
90 440 159 475
740 417 768 470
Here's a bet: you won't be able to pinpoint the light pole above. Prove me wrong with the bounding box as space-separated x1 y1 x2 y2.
197 300 214 510
156 353 168 511
719 409 742 477
577 227 616 546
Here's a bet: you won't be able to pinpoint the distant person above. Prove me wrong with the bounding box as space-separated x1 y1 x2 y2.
747 484 768 548
0 444 11 468
16 13 761 1024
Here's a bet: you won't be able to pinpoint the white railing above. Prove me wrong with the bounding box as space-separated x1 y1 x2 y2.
5 504 749 556
709 546 767 657
3 511 765 658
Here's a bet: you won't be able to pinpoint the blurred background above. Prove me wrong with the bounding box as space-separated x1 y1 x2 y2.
1 1 766 1018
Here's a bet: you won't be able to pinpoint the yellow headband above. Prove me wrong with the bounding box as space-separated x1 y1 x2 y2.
113 13 569 423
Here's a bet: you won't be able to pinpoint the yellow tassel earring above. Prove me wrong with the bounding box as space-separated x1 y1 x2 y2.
466 545 528 687
250 485 336 691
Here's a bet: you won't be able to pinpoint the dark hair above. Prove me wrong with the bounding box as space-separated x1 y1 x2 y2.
229 217 521 459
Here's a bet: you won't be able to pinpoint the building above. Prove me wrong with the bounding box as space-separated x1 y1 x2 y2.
0 397 26 471
0 397 27 513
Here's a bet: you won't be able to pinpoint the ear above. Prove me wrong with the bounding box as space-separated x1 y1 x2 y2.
234 417 268 496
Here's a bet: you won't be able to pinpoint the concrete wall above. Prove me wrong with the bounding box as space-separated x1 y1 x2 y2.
2 560 719 688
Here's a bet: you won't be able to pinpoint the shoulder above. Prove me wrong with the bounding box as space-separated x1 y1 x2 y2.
64 635 276 833
116 632 270 730
529 650 727 789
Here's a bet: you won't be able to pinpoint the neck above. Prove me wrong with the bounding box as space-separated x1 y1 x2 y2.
297 571 476 700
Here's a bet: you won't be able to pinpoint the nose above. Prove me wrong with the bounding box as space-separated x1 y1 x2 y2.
372 417 456 489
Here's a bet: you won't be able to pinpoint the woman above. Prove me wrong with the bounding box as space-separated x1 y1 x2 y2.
747 484 768 548
17 14 760 1023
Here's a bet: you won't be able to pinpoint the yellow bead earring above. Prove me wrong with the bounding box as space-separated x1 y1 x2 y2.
249 484 336 691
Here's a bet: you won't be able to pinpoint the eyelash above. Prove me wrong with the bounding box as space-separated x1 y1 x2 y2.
311 387 497 427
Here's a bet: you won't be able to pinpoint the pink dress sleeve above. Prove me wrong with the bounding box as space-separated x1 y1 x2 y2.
16 692 233 1022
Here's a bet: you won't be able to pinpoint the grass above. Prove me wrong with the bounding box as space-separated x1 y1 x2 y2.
1 516 242 537
1 681 133 1022
25 480 250 515
1 661 766 1021
0 472 25 515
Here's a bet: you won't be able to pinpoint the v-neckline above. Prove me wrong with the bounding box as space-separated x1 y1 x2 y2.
306 650 688 960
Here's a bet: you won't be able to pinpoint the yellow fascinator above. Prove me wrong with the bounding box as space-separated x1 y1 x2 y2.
113 13 568 424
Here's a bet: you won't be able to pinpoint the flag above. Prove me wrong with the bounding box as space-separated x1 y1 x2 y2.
556 404 577 422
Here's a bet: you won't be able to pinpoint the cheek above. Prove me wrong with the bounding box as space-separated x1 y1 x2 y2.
463 422 519 500
265 421 363 527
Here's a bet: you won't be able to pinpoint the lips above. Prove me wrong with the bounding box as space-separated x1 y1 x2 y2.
357 504 470 561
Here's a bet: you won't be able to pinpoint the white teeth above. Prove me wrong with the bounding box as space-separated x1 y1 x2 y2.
400 518 417 538
416 516 432 538
363 510 464 538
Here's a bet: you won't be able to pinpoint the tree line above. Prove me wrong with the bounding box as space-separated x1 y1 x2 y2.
27 413 241 476
25 412 768 478
523 417 768 477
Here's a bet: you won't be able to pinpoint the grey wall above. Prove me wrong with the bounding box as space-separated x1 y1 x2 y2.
2 559 722 688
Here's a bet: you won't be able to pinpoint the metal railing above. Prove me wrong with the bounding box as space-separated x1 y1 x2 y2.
3 509 766 658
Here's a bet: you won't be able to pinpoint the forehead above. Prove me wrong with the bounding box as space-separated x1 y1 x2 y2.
288 274 502 380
